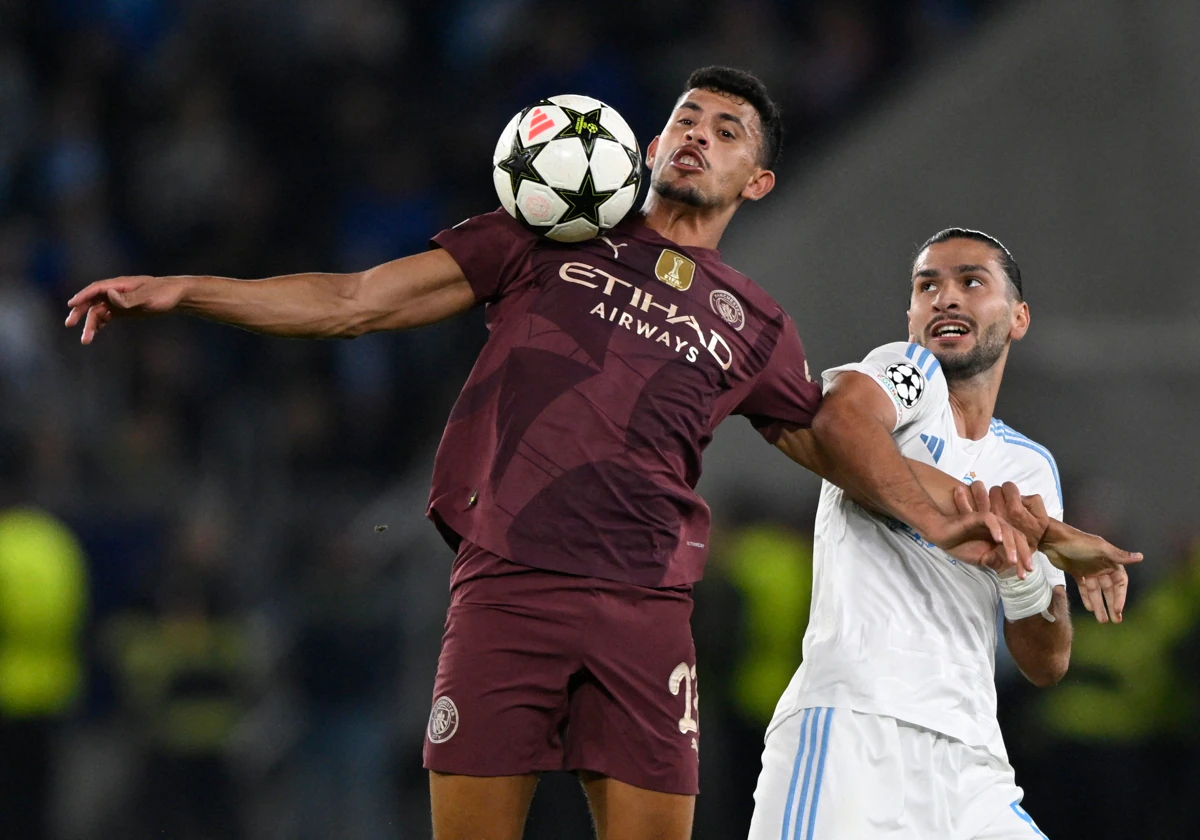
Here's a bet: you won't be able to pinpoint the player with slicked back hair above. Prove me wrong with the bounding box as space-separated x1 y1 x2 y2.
748 230 1139 840
65 70 1132 839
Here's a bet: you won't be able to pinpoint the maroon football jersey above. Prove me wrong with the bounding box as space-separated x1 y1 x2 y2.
426 210 820 587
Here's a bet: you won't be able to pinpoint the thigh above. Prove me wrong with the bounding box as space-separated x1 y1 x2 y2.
430 771 539 840
581 771 694 840
973 800 1050 840
749 708 910 840
423 572 583 777
564 586 700 795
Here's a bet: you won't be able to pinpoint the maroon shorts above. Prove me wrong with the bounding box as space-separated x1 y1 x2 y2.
423 542 700 795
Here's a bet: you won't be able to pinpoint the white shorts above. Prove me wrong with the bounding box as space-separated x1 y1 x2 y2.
748 707 1049 840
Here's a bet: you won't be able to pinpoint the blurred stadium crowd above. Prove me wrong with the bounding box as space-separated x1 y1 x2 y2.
1 0 1198 838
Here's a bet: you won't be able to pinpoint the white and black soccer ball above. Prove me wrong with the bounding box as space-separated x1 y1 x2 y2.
885 362 925 408
492 95 641 242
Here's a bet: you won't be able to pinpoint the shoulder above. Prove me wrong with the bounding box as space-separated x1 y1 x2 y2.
705 261 783 312
875 342 943 381
825 341 946 392
435 208 538 248
989 419 1063 508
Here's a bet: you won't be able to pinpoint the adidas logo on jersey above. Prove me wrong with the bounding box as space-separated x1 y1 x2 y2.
920 433 945 463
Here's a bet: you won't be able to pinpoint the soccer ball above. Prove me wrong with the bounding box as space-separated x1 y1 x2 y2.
885 362 925 408
492 95 642 242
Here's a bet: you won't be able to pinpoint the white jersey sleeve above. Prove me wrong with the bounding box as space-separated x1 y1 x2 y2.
1033 480 1066 590
989 418 1067 590
822 341 948 432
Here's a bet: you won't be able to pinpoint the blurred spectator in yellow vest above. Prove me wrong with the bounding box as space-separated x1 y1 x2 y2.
693 504 813 838
723 523 813 727
0 437 88 840
102 494 256 840
1021 538 1200 839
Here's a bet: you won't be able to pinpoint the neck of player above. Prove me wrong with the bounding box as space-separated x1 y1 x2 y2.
638 191 739 251
947 349 1009 441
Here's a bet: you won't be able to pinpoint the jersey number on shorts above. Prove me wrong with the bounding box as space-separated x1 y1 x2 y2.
669 662 700 735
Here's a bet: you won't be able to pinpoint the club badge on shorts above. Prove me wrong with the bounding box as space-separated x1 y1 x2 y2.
427 696 459 744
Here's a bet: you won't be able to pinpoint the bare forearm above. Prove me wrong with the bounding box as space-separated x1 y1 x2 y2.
1003 587 1072 687
177 272 367 338
810 399 944 533
777 429 960 517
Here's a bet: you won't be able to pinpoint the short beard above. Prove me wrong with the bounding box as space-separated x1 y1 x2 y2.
651 176 714 209
937 320 1009 382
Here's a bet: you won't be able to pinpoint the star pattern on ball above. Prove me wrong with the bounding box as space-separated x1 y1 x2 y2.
555 106 617 156
622 144 642 189
556 167 618 227
497 137 545 197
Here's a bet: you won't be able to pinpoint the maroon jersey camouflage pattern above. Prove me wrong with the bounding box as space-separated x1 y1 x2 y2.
427 210 820 587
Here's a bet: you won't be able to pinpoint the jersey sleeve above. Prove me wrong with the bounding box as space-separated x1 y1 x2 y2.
734 311 823 443
821 341 948 432
430 209 537 303
1032 460 1067 590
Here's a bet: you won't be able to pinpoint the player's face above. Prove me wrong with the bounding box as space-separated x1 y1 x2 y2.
907 239 1030 381
645 88 775 210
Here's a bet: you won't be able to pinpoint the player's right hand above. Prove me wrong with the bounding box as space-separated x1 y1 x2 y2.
65 275 186 344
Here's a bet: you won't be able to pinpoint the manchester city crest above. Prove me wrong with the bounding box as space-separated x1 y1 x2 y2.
709 289 745 331
427 696 460 744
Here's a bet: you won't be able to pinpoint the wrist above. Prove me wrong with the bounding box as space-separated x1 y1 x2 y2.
176 274 217 314
1038 518 1066 552
908 505 952 543
998 560 1054 622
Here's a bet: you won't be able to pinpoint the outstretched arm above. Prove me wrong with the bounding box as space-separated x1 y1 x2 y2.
778 417 1141 617
777 425 970 516
781 370 1028 574
65 248 475 343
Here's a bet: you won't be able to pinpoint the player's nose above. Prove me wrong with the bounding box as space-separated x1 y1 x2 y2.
684 126 710 147
933 287 963 310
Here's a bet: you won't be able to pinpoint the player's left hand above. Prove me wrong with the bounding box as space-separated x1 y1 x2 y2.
1038 514 1142 580
988 487 1140 624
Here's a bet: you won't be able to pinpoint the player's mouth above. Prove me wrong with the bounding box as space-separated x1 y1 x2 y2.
670 145 707 173
928 318 973 345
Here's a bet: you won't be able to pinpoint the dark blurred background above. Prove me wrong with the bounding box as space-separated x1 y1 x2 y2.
1 0 1197 837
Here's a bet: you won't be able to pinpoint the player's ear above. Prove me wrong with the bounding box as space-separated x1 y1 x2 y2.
741 168 775 202
645 136 661 170
1010 301 1030 342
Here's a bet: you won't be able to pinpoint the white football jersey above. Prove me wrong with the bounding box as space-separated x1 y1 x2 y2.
770 341 1066 761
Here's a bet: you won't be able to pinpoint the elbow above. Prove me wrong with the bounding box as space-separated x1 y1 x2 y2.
809 401 845 446
1027 655 1070 688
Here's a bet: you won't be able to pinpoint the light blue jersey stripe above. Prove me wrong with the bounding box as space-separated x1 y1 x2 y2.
780 709 813 840
993 421 1063 507
795 709 823 837
924 355 941 380
917 346 932 371
1010 802 1049 839
801 709 835 839
902 342 940 380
